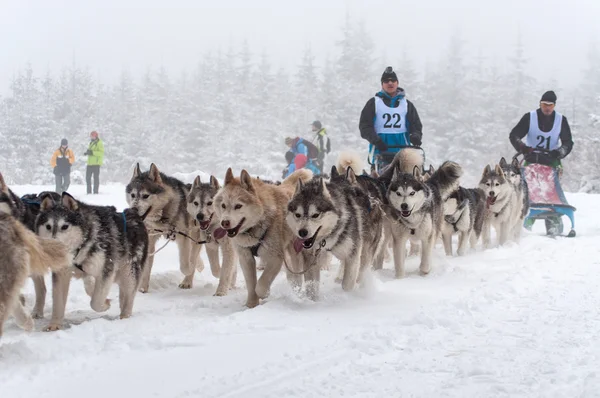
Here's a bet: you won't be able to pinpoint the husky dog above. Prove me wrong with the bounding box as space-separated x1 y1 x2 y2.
36 192 149 330
478 164 520 248
0 172 62 318
126 163 204 292
441 186 486 256
386 160 462 278
499 157 530 241
0 212 71 339
213 168 312 308
186 175 238 296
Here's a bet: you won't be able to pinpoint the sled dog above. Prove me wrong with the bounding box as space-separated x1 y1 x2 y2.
36 192 148 330
126 163 204 292
213 168 312 308
186 175 238 296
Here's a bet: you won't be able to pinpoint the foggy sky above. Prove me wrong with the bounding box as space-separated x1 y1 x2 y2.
1 0 599 94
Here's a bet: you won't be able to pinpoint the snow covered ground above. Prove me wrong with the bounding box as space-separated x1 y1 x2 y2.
2 183 600 398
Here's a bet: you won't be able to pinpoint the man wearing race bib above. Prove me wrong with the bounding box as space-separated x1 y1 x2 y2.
359 66 423 166
509 90 574 168
509 90 574 234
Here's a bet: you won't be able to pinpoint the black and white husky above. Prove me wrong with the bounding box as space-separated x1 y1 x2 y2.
36 192 149 330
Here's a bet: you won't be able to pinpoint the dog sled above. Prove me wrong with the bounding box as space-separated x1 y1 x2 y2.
368 145 426 175
517 150 576 238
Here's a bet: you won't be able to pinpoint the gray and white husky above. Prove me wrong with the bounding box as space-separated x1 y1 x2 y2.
186 175 237 296
36 192 149 330
499 157 530 242
286 168 384 299
385 160 462 278
126 163 204 292
441 186 486 256
478 164 521 248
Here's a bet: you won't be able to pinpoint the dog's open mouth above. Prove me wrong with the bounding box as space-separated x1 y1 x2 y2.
293 227 321 253
199 213 213 231
226 218 245 238
487 196 497 206
400 208 412 218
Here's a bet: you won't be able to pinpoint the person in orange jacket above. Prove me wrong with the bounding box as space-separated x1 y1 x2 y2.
50 138 75 193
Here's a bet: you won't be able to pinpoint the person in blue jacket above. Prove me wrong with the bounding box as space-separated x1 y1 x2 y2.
283 136 321 178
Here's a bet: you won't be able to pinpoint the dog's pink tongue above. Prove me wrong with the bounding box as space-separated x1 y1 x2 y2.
213 228 228 240
486 197 495 206
293 238 306 253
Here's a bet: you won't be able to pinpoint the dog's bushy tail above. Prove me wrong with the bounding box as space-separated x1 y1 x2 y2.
281 168 313 188
397 148 424 174
13 220 71 276
336 151 363 175
428 160 463 200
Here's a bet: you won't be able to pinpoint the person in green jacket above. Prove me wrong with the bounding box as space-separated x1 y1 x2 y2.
84 130 104 194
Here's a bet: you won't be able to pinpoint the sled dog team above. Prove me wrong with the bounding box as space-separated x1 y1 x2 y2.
0 149 529 337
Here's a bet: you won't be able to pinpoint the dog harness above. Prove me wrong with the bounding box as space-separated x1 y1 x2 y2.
250 227 269 257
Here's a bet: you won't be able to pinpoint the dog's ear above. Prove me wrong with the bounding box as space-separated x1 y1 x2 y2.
345 167 357 185
295 178 304 194
224 168 234 186
482 164 492 178
330 166 339 179
61 192 79 211
240 169 255 192
429 164 435 174
209 175 220 190
148 163 162 184
511 157 520 170
132 163 142 180
392 165 400 182
413 165 422 181
40 194 55 211
318 177 331 199
192 175 201 188
370 169 380 178
495 164 505 178
0 172 7 194
499 157 508 168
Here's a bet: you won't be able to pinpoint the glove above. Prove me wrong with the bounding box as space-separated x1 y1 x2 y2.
84 149 93 156
519 144 534 154
409 133 422 146
549 150 561 160
525 152 553 166
375 141 389 152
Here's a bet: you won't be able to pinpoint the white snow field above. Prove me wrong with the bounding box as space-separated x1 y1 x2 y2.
1 183 600 398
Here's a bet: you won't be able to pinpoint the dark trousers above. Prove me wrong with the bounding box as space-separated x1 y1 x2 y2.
55 173 71 194
86 165 100 194
316 153 325 173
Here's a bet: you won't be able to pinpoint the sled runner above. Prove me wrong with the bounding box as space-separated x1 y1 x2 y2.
368 145 426 175
519 151 576 238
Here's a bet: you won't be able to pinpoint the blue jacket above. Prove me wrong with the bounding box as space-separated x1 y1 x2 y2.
285 138 321 178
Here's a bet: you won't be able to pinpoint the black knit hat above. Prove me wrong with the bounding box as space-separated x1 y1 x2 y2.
61 138 68 146
311 120 322 129
381 66 398 83
540 90 557 104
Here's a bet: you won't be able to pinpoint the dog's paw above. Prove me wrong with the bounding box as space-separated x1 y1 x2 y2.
139 287 149 294
44 324 62 332
119 313 132 320
213 289 227 297
178 281 193 289
91 298 111 312
245 299 260 308
31 308 44 319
